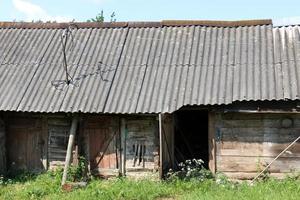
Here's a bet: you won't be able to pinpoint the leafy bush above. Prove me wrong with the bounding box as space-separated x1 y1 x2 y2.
67 156 87 182
255 158 271 181
0 175 4 185
167 159 214 181
285 171 300 181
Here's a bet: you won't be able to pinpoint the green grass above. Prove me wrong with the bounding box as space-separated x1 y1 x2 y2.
0 172 299 200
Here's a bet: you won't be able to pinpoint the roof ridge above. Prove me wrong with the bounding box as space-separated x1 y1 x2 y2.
0 19 272 29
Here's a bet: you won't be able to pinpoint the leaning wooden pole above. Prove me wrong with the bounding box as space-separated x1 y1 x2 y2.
251 135 300 183
61 116 79 186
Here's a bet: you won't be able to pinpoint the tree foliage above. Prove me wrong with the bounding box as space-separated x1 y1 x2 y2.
87 10 116 22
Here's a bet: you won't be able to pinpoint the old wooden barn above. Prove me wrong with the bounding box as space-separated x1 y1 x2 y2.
0 19 299 179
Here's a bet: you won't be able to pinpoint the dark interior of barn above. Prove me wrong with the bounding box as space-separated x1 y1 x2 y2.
174 110 209 169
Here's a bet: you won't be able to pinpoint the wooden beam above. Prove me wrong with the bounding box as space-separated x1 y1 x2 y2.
158 114 163 179
61 116 79 186
223 109 300 114
208 112 216 173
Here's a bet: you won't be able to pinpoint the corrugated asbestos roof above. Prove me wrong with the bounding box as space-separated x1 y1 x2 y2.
0 19 298 113
273 26 300 101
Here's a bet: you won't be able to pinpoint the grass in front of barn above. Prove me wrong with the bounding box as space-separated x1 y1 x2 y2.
0 171 299 200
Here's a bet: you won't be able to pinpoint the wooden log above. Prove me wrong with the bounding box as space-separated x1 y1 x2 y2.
159 114 163 178
61 116 79 186
0 119 6 175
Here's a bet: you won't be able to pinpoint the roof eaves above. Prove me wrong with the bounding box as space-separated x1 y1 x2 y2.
0 19 273 29
162 19 273 27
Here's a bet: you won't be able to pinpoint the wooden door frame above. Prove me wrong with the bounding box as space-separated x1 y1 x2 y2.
208 112 216 173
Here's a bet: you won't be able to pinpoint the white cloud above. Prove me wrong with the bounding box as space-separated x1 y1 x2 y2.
12 0 73 22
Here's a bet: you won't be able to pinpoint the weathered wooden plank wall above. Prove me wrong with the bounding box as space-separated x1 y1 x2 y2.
6 117 46 172
215 113 300 179
3 113 160 176
48 118 70 169
0 118 6 174
125 117 159 173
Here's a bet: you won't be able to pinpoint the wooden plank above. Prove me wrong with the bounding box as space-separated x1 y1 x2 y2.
263 142 300 157
218 142 300 157
222 118 300 128
220 127 300 143
223 172 289 180
161 114 174 173
217 155 300 173
218 142 262 156
208 112 216 173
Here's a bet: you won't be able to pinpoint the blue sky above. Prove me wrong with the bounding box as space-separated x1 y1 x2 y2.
1 0 300 26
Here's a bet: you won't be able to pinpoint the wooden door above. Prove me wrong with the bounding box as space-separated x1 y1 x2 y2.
7 118 44 172
85 116 120 176
48 120 70 169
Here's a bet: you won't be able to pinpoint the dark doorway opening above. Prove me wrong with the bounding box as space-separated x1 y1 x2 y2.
174 110 209 168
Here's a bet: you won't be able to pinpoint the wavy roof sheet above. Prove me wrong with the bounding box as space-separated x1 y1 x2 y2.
0 20 298 113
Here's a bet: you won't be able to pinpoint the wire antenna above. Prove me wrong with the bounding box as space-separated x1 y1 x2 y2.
60 23 78 85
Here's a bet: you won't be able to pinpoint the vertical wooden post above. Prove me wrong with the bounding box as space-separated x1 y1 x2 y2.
159 114 174 176
120 118 126 175
83 120 91 177
208 112 216 173
158 114 163 179
61 116 79 186
118 118 122 176
0 119 6 175
41 117 48 170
